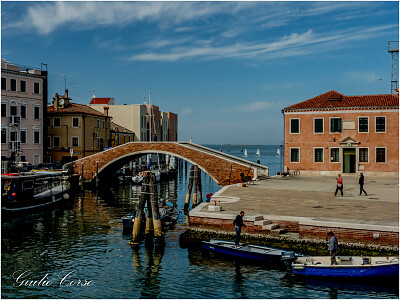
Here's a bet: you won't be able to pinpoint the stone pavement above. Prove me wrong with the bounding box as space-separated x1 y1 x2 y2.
190 174 399 238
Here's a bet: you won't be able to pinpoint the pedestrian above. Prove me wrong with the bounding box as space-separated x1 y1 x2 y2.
233 211 247 248
206 193 213 202
327 231 338 265
334 174 343 196
359 172 368 196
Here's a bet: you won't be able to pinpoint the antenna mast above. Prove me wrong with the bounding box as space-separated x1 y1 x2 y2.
388 41 399 94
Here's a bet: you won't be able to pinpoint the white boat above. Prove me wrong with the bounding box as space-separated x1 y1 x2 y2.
243 149 248 157
132 173 143 184
255 149 260 157
276 147 281 156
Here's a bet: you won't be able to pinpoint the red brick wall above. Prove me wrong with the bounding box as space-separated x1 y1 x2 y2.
71 142 254 185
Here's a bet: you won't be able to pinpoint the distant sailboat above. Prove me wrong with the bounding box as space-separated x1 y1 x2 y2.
243 149 248 157
276 147 281 156
255 149 260 157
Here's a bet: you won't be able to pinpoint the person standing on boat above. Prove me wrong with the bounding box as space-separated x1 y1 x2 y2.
327 231 338 265
233 211 247 248
334 174 343 196
359 172 368 196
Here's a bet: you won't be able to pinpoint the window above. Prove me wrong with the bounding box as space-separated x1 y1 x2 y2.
330 148 339 162
358 117 368 133
54 117 61 127
20 105 27 119
290 148 299 162
330 118 342 133
375 117 386 132
359 148 368 163
33 82 40 94
314 118 323 133
20 130 27 144
1 103 6 117
1 78 6 90
72 117 79 127
53 136 61 147
20 155 27 162
10 79 16 91
290 119 300 134
10 130 18 142
10 103 17 116
72 137 79 147
34 105 40 120
1 128 7 143
33 130 40 144
102 120 105 129
20 80 26 93
97 119 100 128
376 148 386 163
314 148 323 162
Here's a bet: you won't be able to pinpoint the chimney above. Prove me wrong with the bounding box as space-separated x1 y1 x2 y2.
396 88 399 96
53 93 59 111
64 89 69 97
103 106 109 117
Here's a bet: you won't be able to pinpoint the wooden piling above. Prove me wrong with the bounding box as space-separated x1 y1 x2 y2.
131 173 150 245
184 165 194 211
197 166 202 204
149 173 163 246
192 165 198 207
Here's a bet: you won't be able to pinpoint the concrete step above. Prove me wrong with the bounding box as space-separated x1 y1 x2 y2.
262 223 280 230
254 220 272 226
270 228 288 236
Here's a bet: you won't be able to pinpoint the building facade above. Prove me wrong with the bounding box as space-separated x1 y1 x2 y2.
47 91 111 164
109 121 135 147
282 90 399 176
89 100 147 142
1 59 48 165
89 98 178 142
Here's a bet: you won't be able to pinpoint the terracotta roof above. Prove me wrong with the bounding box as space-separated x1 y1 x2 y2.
48 102 110 117
282 90 399 112
90 97 112 105
110 121 134 134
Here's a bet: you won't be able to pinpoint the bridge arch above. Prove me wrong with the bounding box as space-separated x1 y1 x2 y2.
69 142 268 186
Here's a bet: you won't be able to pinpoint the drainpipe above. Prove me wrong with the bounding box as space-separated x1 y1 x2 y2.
281 108 285 176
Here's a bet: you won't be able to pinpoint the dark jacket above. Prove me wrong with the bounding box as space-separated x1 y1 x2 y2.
359 175 365 185
233 215 245 228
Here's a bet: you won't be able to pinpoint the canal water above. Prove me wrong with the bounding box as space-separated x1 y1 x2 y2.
1 145 398 298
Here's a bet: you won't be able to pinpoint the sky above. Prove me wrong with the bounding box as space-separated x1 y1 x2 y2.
1 1 398 145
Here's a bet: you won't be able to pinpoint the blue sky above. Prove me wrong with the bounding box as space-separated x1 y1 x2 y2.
2 1 398 144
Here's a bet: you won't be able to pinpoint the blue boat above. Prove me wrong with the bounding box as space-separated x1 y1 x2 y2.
202 239 299 265
291 256 399 279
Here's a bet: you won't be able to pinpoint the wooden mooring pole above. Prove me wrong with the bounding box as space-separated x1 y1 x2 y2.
131 174 149 246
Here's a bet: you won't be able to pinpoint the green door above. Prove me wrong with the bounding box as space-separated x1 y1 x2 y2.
343 148 356 173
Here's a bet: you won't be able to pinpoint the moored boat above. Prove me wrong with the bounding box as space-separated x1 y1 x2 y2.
1 171 71 213
290 256 399 279
202 239 299 265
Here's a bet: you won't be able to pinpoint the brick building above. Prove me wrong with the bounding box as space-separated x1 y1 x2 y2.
282 90 399 176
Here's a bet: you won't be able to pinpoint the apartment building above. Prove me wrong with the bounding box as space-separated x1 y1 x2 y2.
282 90 399 176
1 59 48 165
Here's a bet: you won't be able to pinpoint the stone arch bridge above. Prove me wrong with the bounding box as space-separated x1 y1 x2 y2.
68 142 269 186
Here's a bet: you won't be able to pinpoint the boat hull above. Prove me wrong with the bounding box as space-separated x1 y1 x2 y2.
292 256 399 279
202 240 291 265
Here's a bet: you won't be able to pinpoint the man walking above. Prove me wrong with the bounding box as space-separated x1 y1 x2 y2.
359 172 368 196
233 211 247 248
327 231 338 265
334 174 343 196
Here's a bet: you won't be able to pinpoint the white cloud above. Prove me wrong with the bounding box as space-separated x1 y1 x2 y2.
180 108 192 116
233 101 274 113
344 71 381 84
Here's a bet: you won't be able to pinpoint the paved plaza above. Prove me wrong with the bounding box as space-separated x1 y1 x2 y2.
196 174 399 229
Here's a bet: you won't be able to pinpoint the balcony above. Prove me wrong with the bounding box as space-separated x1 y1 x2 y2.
9 141 21 151
9 116 21 125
